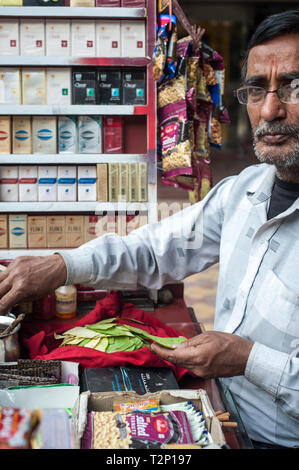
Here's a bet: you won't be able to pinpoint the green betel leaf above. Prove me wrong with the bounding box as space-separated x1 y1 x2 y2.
151 336 187 349
62 326 101 339
95 337 109 352
78 338 91 347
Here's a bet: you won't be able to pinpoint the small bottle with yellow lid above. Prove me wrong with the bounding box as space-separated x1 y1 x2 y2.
55 285 77 319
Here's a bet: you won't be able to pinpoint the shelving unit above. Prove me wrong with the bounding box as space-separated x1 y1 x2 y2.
0 1 157 258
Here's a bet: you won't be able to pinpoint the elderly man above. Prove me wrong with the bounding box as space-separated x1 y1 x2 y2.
0 10 298 449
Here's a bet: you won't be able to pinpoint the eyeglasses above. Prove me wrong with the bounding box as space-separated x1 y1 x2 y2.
234 83 299 105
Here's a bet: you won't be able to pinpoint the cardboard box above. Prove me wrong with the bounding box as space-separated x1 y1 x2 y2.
103 116 123 154
0 19 19 56
46 68 71 105
19 165 38 202
22 68 46 105
66 215 84 247
28 215 47 248
46 19 71 56
71 20 95 57
122 68 146 105
32 116 57 154
38 166 57 202
78 116 102 154
58 116 77 154
138 162 148 202
128 162 138 202
84 215 98 243
73 389 226 449
0 68 20 105
119 162 128 202
0 215 8 249
96 20 121 57
9 214 27 248
0 166 18 201
57 165 77 202
47 215 66 248
20 19 45 56
96 164 107 201
72 69 97 105
97 69 121 105
120 20 145 57
12 116 32 154
78 165 97 201
108 163 119 202
0 116 11 154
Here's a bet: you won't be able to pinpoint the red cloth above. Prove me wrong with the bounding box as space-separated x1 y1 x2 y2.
21 292 189 381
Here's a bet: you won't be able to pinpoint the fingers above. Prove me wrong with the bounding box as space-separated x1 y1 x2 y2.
151 340 199 366
0 290 20 315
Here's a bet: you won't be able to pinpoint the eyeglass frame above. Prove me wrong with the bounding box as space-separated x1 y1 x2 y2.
233 80 299 105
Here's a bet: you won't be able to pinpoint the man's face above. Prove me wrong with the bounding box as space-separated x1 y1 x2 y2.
246 33 299 169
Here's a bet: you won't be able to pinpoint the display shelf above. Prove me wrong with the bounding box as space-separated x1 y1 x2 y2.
0 57 151 67
0 6 146 18
0 249 62 259
0 153 147 164
0 201 148 213
0 105 143 116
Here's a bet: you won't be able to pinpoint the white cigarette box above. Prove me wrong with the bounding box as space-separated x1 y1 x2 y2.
20 19 45 56
12 116 32 154
58 116 77 154
9 214 27 249
78 165 97 201
96 20 121 57
32 116 57 154
47 68 71 105
57 165 77 202
0 116 11 154
46 19 71 57
22 68 46 105
78 115 102 154
0 68 20 105
19 165 38 202
71 20 96 57
38 165 57 202
121 20 145 57
0 166 18 202
0 19 19 56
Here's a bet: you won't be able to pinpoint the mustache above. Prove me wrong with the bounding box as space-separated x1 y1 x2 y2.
254 122 299 139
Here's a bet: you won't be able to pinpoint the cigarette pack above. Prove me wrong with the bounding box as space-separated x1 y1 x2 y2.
66 215 84 248
19 165 38 202
23 0 64 5
70 0 94 5
96 20 121 57
0 0 22 4
12 116 32 154
0 117 11 154
22 68 46 105
122 68 146 105
97 69 121 105
119 162 129 202
71 20 95 57
96 0 120 5
84 215 98 243
38 166 57 202
9 214 27 249
20 19 45 56
120 20 145 57
106 213 117 233
108 163 119 202
46 215 66 248
126 213 148 234
46 20 71 56
103 116 123 154
72 69 97 105
46 68 71 105
57 165 77 202
58 116 77 154
32 116 57 154
0 215 8 248
0 68 21 105
121 0 146 6
0 166 18 202
78 115 102 154
138 162 148 202
117 214 126 236
128 162 138 202
0 19 19 56
96 164 108 201
78 165 97 201
28 216 47 248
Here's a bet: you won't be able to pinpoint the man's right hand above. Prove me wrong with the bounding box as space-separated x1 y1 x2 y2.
0 254 67 315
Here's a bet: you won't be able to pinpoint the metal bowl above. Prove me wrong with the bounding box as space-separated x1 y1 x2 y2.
0 314 21 362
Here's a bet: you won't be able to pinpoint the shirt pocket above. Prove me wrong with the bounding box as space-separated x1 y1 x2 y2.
255 269 299 337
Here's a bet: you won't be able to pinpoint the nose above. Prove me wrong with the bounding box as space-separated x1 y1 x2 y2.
259 90 287 122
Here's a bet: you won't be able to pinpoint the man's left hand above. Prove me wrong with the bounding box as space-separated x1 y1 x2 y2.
151 331 254 378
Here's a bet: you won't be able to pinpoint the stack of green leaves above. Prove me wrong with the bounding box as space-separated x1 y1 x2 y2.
54 317 187 354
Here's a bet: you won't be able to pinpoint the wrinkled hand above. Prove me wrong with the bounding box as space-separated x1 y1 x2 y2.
151 331 254 378
0 254 67 315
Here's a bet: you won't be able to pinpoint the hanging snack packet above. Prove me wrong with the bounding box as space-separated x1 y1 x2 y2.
158 99 193 173
193 117 210 158
152 24 168 82
158 74 186 109
165 22 178 79
208 112 222 149
204 63 217 86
